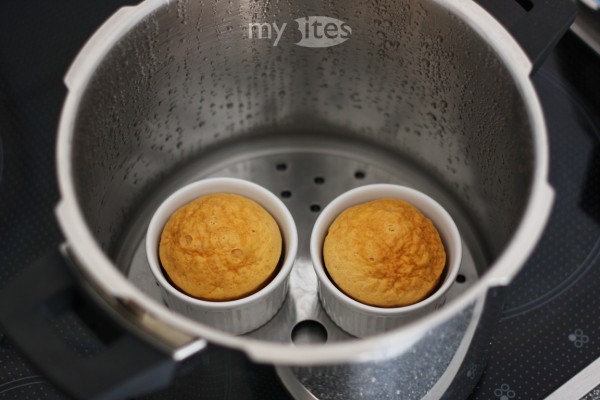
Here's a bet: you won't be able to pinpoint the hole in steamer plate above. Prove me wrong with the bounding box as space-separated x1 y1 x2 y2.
291 320 328 345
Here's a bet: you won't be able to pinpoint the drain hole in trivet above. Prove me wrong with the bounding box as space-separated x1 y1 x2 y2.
354 170 366 179
276 162 287 171
281 190 292 198
456 274 466 283
310 204 321 213
314 176 325 184
291 320 328 345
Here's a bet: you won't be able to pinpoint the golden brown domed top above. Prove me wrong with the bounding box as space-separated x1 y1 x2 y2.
159 193 282 301
323 198 446 307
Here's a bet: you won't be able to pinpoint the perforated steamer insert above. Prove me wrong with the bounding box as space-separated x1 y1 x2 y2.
121 134 483 344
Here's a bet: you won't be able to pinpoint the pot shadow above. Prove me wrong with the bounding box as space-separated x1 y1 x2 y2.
554 32 600 228
140 343 291 400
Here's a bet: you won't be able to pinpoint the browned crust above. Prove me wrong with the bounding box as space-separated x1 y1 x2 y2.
159 193 282 301
323 198 446 307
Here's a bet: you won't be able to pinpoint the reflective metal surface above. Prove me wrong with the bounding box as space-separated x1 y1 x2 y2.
73 0 535 259
56 0 551 370
276 298 483 400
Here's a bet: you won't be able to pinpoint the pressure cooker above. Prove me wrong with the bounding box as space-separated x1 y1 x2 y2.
0 0 576 398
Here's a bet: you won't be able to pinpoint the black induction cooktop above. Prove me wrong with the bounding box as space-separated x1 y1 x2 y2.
1 2 599 399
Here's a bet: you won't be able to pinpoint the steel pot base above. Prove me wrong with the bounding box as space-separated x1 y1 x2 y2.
118 133 484 343
276 299 483 400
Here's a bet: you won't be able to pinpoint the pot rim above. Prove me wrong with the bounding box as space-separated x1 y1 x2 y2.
55 0 554 365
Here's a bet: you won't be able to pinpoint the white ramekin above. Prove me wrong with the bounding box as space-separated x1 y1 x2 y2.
310 184 462 338
146 177 298 335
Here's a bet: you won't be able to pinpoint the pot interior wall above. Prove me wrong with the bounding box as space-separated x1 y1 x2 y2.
70 0 534 279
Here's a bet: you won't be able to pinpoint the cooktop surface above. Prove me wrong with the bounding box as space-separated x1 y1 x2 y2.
0 2 599 399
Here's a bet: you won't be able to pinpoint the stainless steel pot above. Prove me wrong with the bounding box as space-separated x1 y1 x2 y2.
0 0 575 399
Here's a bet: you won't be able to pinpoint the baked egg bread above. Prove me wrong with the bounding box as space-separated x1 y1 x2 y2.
159 193 282 301
323 198 446 307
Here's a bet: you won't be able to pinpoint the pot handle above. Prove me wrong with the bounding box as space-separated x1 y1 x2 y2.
0 247 176 400
474 0 577 72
